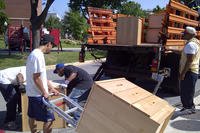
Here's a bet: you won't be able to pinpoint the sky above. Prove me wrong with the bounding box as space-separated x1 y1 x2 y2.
48 0 170 18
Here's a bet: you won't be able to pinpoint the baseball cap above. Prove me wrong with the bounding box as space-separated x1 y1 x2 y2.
40 34 55 46
53 63 64 73
184 26 197 35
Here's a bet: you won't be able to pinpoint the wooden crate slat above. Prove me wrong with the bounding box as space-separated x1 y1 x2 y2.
169 14 199 27
91 35 116 40
166 39 185 45
88 30 116 34
132 95 168 117
167 26 184 34
88 7 113 14
169 0 199 17
89 18 113 23
151 104 175 124
90 26 116 31
87 38 116 44
165 45 184 51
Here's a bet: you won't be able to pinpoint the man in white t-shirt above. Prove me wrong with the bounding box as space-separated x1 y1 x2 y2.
179 26 200 115
26 34 58 133
0 66 26 129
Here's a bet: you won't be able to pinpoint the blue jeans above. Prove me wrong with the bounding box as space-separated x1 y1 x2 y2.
180 71 198 109
68 88 88 121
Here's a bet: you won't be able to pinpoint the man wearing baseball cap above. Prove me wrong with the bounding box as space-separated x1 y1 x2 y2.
53 63 93 123
179 26 200 115
26 34 58 133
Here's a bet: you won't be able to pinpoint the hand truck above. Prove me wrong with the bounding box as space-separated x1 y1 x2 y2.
42 93 84 127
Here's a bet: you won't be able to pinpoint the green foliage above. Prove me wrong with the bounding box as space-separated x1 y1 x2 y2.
62 10 88 41
44 16 62 29
69 0 127 16
0 0 7 34
152 5 165 13
118 1 147 17
0 0 5 9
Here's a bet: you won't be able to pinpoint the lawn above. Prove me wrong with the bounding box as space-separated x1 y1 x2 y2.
0 37 95 70
60 39 81 48
0 52 94 70
0 37 81 49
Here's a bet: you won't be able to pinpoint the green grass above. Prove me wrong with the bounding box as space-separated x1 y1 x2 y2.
0 37 5 49
0 52 94 70
60 39 81 48
0 53 28 69
0 37 92 70
0 38 81 49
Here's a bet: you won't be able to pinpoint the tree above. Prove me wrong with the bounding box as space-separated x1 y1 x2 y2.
44 16 62 29
152 5 165 13
0 0 8 34
62 10 88 41
69 0 127 18
30 0 55 49
118 1 147 17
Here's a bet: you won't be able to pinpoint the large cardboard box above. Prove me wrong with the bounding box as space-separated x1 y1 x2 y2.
21 86 66 131
76 78 175 133
117 17 142 45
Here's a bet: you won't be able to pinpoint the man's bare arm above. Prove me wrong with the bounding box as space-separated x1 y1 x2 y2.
47 80 59 95
33 73 48 98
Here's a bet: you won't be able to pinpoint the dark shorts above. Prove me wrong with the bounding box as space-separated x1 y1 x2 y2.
28 96 55 122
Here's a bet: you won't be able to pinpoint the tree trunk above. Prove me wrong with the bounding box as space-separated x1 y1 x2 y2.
30 0 55 49
32 28 40 49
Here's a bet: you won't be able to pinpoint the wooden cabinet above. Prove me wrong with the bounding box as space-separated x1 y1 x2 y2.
117 17 142 45
77 78 174 133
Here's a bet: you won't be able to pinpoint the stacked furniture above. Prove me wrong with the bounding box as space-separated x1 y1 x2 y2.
145 13 165 43
162 0 200 51
87 7 116 44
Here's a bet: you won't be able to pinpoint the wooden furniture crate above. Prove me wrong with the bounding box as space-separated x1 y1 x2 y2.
117 17 142 45
145 28 161 43
161 0 200 51
87 7 116 44
76 78 175 133
148 13 165 29
21 87 66 131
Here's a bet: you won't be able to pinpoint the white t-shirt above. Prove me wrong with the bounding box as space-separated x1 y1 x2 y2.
184 42 199 55
0 66 26 84
26 49 48 97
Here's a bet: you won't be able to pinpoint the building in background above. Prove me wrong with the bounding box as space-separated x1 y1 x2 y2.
5 0 42 27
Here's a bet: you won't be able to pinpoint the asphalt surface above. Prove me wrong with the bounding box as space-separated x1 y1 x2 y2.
0 60 200 132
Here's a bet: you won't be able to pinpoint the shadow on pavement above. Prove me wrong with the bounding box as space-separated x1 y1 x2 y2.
170 120 200 131
170 109 200 131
